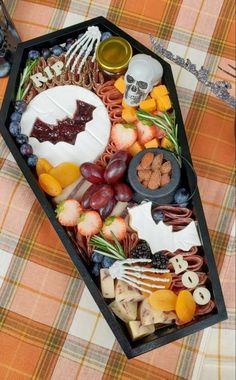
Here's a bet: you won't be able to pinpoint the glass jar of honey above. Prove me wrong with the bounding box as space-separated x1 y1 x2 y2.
96 36 132 78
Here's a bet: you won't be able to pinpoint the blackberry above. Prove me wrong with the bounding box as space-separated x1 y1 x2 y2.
130 240 152 259
152 252 168 269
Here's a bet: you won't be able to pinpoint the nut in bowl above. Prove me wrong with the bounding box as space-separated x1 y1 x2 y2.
127 148 181 204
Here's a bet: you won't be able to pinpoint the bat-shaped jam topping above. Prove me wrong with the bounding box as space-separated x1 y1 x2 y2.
30 100 96 145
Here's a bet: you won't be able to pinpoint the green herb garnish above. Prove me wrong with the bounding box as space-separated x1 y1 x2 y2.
16 59 38 100
136 109 181 158
89 232 126 260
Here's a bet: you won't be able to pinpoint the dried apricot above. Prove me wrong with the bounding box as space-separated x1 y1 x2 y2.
49 162 80 188
148 289 177 311
175 290 196 323
38 173 62 196
36 158 53 177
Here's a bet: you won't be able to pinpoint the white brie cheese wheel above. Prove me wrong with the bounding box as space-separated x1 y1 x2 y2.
20 85 111 166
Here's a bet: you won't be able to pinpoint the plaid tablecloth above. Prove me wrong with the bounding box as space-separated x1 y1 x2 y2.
0 0 235 379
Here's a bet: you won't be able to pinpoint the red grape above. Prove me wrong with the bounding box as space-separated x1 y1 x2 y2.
80 163 104 183
99 198 116 219
104 159 127 184
90 184 114 209
114 182 133 202
81 183 102 209
110 150 131 164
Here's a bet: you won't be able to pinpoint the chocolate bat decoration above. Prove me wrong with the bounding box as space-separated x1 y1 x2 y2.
30 100 96 145
128 202 201 253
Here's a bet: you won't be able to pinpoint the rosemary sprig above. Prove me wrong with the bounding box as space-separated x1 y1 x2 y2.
89 233 126 260
136 109 181 157
16 59 38 100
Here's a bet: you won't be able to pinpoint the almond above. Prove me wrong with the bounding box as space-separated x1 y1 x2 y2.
140 152 154 169
148 170 161 189
137 169 152 181
160 160 172 174
160 173 170 186
142 179 149 187
151 153 163 170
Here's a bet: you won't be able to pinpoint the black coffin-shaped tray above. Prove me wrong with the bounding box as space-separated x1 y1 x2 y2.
0 16 227 358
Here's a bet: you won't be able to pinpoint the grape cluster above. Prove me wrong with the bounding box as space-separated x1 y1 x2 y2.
80 150 133 219
130 241 152 260
152 252 168 269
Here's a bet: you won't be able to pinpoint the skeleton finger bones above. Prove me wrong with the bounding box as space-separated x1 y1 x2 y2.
109 258 170 293
65 26 101 74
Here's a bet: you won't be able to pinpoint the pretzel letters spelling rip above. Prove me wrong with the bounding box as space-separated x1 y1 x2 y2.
30 61 64 87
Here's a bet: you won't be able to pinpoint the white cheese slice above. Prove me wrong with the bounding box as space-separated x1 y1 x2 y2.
115 280 145 303
128 202 201 253
100 268 115 299
109 300 137 323
139 298 176 326
20 85 111 166
127 320 155 341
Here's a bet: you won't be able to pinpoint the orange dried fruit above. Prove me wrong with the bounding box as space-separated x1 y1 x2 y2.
38 173 62 196
175 290 196 323
148 289 177 311
49 162 80 188
36 158 53 177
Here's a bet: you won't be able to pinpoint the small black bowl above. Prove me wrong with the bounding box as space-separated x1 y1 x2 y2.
127 147 181 204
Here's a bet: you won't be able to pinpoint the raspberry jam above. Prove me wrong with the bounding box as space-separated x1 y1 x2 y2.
30 100 96 145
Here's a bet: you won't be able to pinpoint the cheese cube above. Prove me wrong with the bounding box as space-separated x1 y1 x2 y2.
151 85 169 99
122 107 137 123
139 98 156 112
144 138 159 149
109 300 137 322
114 76 125 94
128 141 143 156
156 95 171 111
127 321 155 341
115 280 145 303
100 268 115 299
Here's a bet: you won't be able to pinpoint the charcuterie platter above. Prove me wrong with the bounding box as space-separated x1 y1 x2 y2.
0 16 227 358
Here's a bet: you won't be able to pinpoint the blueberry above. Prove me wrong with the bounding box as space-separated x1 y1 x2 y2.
152 210 164 223
65 38 75 51
9 121 21 136
27 154 38 166
10 111 22 122
174 187 189 206
20 143 33 156
102 256 116 268
41 48 51 60
91 251 104 263
91 263 102 277
14 100 26 113
0 59 10 77
51 45 63 56
15 133 29 144
101 32 112 41
28 50 40 60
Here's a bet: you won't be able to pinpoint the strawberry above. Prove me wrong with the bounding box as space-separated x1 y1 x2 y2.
136 121 156 145
55 199 82 227
111 123 137 150
155 125 165 139
102 216 127 241
77 210 102 236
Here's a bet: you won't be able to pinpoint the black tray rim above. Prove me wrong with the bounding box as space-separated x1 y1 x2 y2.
0 16 227 359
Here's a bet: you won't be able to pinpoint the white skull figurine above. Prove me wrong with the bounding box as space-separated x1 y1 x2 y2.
124 54 163 106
